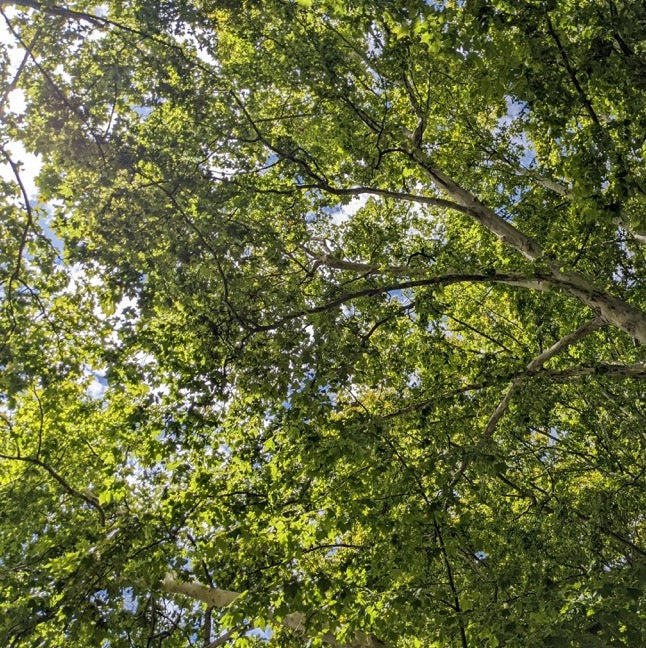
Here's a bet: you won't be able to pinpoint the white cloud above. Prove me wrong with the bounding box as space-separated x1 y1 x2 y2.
86 377 107 400
330 194 368 225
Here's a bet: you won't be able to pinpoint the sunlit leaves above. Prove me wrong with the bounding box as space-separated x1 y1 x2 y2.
0 0 644 646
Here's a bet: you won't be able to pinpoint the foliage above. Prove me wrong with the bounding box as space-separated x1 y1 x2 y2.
0 1 645 646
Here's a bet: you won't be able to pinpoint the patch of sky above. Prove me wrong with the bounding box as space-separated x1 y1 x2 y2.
0 20 69 270
86 367 108 400
248 626 272 642
366 25 384 58
425 0 458 8
495 184 526 222
518 143 537 170
425 315 448 333
406 372 422 389
496 96 528 129
319 384 337 405
387 288 414 307
133 105 153 119
493 96 537 170
53 64 72 85
38 205 65 255
176 30 219 69
327 194 368 226
0 140 41 199
612 263 627 284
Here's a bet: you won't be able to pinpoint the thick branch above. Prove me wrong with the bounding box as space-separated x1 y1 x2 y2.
205 630 234 648
161 575 391 648
224 58 646 342
299 183 463 213
514 166 572 198
410 147 546 261
617 216 646 245
485 317 606 437
548 277 646 344
409 147 646 342
161 576 238 607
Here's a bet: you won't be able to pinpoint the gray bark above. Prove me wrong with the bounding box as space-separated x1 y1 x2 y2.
410 147 646 344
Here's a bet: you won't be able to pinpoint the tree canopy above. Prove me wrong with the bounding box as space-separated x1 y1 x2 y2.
0 1 645 646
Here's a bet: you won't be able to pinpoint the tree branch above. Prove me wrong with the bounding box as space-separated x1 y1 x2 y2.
513 165 572 198
383 361 644 421
0 25 40 118
546 17 601 128
408 146 646 342
251 273 553 332
485 317 607 437
299 183 464 214
0 146 36 292
433 519 469 648
0 452 105 525
205 629 234 648
448 317 607 487
161 574 391 648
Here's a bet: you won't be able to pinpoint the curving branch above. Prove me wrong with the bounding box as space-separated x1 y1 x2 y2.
408 146 646 343
298 182 464 213
0 25 40 118
546 17 601 128
617 217 646 245
513 165 572 198
251 272 554 332
0 146 36 292
483 317 607 437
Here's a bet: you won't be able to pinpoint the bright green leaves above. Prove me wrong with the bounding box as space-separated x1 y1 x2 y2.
0 0 645 646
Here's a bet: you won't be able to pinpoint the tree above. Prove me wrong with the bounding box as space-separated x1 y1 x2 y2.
0 0 644 646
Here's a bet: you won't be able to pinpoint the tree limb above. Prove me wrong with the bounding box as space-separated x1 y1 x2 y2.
161 574 391 648
0 452 105 525
513 166 572 198
448 317 607 487
0 146 36 292
300 183 464 213
485 317 607 437
409 146 646 342
383 361 644 421
251 273 553 332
